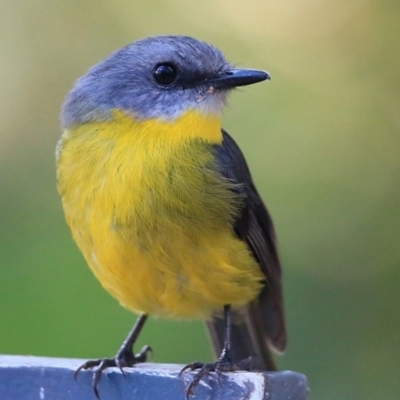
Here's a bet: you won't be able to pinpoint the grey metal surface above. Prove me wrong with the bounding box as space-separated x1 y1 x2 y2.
0 355 309 400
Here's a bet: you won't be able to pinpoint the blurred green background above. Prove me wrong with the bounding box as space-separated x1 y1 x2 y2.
1 0 399 399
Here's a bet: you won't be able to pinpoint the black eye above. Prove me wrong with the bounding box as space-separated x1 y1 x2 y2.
153 63 177 85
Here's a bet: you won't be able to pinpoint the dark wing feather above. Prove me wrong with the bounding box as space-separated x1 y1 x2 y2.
206 129 287 370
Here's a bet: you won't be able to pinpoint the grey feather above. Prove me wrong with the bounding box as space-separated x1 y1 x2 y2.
61 35 232 128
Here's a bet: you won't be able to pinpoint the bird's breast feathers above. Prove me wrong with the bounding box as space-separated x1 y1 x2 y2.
57 110 263 318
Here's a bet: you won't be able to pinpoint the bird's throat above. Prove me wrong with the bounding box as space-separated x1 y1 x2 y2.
110 109 224 144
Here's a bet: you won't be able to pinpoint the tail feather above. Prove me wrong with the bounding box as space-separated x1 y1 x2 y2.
206 299 282 371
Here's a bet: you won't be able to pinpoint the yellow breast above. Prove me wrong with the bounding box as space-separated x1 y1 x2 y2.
57 110 263 318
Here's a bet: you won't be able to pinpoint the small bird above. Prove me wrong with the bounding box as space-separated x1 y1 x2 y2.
57 35 286 398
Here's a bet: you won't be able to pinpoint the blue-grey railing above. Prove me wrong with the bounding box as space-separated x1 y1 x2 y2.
0 355 308 399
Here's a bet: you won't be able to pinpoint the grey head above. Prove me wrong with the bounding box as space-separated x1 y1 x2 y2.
61 35 269 129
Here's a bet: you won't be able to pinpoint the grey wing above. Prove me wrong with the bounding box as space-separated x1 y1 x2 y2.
206 129 286 370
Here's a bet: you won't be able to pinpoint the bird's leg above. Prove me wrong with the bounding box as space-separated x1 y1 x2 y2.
180 305 252 399
75 313 151 399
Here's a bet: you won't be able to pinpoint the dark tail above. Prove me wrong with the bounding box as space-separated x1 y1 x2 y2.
206 287 286 371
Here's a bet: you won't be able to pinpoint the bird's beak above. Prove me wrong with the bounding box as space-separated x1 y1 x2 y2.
206 68 270 89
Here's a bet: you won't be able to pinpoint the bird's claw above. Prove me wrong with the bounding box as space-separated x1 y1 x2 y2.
179 357 253 399
74 345 152 399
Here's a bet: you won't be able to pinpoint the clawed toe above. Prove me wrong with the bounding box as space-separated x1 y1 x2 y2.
74 345 152 399
180 357 253 399
74 358 118 399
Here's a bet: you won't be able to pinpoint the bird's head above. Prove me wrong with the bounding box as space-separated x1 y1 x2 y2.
61 35 269 128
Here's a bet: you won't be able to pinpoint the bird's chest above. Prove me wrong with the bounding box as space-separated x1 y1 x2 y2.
57 121 260 317
58 131 238 250
112 140 234 229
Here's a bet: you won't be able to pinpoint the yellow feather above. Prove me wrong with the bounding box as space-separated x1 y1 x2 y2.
57 110 263 318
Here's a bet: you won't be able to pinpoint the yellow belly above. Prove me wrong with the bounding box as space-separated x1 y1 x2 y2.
57 110 263 318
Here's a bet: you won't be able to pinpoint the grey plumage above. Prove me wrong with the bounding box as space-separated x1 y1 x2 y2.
61 35 232 128
209 130 286 369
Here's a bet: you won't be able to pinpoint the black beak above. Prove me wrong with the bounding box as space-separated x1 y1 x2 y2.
206 68 270 89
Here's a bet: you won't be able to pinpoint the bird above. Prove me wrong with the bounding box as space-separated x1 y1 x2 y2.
56 35 286 399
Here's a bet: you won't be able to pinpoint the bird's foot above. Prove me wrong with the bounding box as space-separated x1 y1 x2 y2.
74 345 152 399
179 356 252 399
